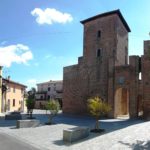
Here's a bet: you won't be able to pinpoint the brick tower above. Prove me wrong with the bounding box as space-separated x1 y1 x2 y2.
141 41 150 119
63 10 131 116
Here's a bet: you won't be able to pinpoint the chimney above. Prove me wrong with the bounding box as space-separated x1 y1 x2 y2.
8 76 10 81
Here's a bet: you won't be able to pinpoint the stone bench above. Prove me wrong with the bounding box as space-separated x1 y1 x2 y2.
63 126 90 143
5 112 22 120
16 119 40 128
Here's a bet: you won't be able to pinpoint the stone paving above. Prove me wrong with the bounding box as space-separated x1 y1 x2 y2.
0 110 150 150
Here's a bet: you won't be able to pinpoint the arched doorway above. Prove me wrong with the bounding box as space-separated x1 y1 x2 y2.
114 88 129 118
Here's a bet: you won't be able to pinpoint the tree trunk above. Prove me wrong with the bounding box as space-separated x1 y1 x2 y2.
30 111 32 118
27 109 29 115
95 119 99 130
29 109 33 118
48 114 54 124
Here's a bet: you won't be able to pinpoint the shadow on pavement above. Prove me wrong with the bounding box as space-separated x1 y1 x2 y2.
119 140 150 150
48 113 145 146
53 131 105 147
0 112 145 131
0 111 147 147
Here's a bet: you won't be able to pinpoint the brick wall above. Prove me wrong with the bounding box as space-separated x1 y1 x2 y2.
141 41 150 120
63 11 129 116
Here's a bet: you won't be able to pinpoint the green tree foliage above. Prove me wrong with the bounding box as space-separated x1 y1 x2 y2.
45 99 60 124
26 87 36 118
87 97 111 129
26 98 35 110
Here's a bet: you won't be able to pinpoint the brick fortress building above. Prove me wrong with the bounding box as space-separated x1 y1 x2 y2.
63 10 150 119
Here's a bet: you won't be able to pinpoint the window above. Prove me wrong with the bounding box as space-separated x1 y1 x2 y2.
19 100 22 104
47 95 50 100
48 87 51 91
125 46 128 64
40 95 43 100
21 88 24 94
13 99 15 107
41 85 43 91
13 87 15 93
8 99 10 111
97 49 101 57
97 30 101 38
54 87 56 91
7 86 11 92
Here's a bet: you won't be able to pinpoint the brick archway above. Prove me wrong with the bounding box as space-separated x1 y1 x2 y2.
114 88 129 118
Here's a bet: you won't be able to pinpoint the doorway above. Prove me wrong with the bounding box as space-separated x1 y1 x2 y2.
114 88 129 117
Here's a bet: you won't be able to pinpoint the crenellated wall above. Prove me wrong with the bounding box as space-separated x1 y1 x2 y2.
63 10 150 120
63 10 130 116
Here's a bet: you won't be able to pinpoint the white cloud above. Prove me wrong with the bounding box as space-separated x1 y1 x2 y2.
0 44 33 67
31 8 73 25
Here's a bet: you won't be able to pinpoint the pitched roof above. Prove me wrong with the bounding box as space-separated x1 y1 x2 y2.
37 80 63 85
2 78 27 88
80 9 131 32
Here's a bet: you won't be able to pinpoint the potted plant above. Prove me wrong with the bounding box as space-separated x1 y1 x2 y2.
45 99 60 125
87 96 111 133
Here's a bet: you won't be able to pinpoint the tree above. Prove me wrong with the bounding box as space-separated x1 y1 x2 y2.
26 87 36 119
87 97 111 131
45 99 60 124
26 98 35 118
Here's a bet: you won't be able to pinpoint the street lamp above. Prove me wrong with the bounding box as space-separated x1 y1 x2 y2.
0 66 3 113
0 66 8 112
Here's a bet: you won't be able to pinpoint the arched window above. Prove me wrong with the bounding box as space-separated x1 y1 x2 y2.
48 95 50 100
97 49 101 57
48 87 51 91
97 30 101 38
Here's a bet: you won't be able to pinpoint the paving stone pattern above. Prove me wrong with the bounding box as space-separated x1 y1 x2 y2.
0 110 150 150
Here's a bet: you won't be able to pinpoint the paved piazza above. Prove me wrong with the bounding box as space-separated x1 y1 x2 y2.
0 110 150 150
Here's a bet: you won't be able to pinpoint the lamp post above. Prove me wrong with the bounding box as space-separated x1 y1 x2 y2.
2 82 8 112
0 66 3 113
0 66 8 113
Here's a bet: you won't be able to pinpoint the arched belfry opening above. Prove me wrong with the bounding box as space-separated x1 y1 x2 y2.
114 88 129 118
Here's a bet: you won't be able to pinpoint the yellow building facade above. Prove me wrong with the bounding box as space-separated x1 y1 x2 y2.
2 78 27 112
0 66 27 113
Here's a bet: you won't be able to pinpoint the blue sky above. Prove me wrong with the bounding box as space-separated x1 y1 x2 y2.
0 0 150 90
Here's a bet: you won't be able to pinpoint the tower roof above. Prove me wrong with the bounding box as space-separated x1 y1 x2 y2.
80 9 131 32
